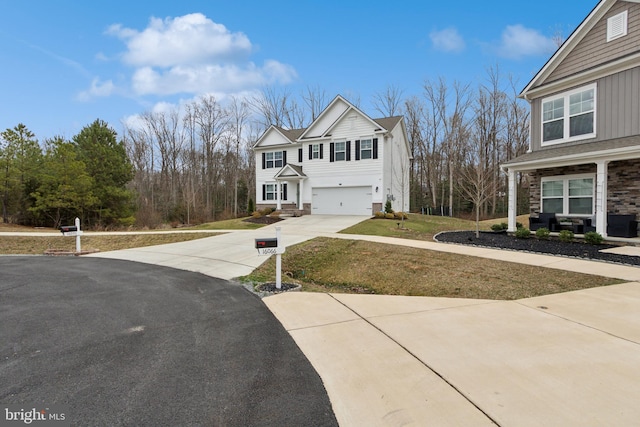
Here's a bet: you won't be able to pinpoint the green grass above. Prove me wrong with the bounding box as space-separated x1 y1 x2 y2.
340 213 481 240
243 237 622 300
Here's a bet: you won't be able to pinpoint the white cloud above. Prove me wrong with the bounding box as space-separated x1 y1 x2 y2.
77 78 115 101
496 25 557 59
107 13 252 67
430 27 465 53
100 13 297 98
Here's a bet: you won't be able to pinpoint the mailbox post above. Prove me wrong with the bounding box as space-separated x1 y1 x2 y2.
59 217 83 253
255 226 285 289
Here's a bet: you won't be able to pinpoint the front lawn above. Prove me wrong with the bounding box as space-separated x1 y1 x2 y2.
243 236 622 300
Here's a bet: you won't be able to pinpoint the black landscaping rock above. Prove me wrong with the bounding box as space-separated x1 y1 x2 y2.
435 231 640 267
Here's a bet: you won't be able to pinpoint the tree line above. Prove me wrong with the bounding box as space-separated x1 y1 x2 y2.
0 120 133 228
1 66 531 229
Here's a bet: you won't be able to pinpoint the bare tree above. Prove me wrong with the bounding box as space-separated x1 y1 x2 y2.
302 85 329 122
372 84 404 117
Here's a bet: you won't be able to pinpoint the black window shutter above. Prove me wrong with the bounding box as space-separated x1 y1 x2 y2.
282 150 287 166
330 143 335 162
355 140 360 161
346 141 351 161
262 152 266 169
320 144 324 159
282 183 288 200
308 144 313 160
262 185 266 201
298 148 303 163
373 138 378 159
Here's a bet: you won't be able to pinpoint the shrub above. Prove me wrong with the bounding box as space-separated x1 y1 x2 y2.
252 211 262 218
491 222 508 231
374 211 386 219
558 230 574 242
385 213 395 219
535 227 550 239
394 211 408 220
516 222 523 229
584 231 604 245
515 227 531 239
247 198 255 216
384 200 394 214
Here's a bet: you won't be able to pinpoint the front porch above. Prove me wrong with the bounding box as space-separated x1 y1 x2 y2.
504 140 640 239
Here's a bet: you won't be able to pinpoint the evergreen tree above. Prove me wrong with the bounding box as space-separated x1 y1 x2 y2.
0 124 42 223
73 119 134 227
30 137 97 228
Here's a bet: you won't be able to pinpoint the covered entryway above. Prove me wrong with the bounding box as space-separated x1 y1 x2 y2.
312 186 372 215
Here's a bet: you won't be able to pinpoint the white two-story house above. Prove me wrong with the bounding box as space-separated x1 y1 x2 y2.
503 0 640 237
254 95 411 215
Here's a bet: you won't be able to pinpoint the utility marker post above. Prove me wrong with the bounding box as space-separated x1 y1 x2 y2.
275 227 282 289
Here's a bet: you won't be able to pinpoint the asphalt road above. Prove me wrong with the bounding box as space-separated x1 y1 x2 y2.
0 256 337 426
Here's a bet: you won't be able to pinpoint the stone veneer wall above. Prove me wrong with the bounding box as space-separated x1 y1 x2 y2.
607 160 640 216
528 160 640 219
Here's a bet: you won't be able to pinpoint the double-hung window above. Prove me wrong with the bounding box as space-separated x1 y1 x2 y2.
312 144 320 159
542 84 596 145
265 184 277 200
265 151 283 168
360 139 372 160
334 141 346 161
541 174 594 215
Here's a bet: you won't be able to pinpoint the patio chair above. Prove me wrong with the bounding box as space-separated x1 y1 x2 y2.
607 214 638 238
529 212 557 231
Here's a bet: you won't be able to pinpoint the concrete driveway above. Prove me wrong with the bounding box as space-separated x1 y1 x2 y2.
90 215 368 280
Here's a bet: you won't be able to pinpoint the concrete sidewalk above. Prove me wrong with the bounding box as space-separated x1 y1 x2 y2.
264 284 640 426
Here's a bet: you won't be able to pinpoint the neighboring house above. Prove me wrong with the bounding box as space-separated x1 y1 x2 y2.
254 95 411 215
503 0 640 237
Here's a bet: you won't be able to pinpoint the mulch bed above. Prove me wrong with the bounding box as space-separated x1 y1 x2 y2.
435 231 640 266
243 216 284 225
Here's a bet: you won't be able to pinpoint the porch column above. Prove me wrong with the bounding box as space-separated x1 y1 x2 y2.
276 181 282 210
595 160 608 236
298 179 304 210
507 169 517 232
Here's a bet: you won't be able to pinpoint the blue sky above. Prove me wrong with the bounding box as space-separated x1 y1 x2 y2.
0 0 597 141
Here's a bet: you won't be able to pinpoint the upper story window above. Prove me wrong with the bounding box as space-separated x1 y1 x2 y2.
334 141 346 161
265 151 283 168
542 84 596 146
360 139 372 159
312 144 320 159
607 10 628 42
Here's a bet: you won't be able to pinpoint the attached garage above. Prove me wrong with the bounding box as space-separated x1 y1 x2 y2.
311 186 372 215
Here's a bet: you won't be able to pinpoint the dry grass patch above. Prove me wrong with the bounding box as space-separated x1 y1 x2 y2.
0 233 219 255
245 237 622 300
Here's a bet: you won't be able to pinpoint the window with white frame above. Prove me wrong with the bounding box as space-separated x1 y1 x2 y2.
334 141 346 161
542 84 596 145
264 183 287 201
312 144 320 159
265 151 283 168
541 175 594 215
360 139 372 159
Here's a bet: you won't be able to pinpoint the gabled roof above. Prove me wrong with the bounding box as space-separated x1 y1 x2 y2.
275 127 305 142
519 0 633 99
374 116 403 132
253 125 301 148
274 163 307 179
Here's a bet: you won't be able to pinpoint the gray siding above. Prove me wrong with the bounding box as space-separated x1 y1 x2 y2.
531 66 640 151
545 1 640 84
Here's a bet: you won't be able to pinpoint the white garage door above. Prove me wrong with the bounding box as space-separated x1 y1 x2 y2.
311 186 372 215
